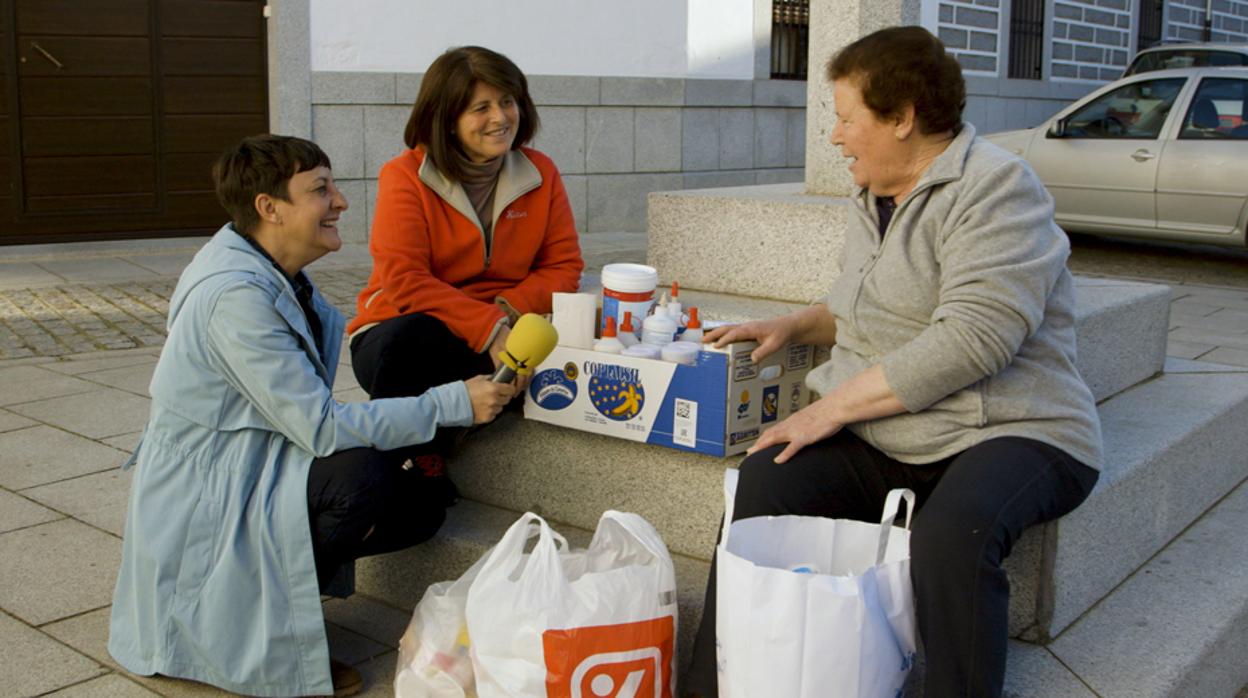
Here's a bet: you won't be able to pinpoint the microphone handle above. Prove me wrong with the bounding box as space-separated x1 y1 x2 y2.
491 364 517 383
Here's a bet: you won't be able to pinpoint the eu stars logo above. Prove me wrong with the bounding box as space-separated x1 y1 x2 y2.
589 374 646 422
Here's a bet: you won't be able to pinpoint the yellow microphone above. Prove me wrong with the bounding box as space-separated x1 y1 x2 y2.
491 313 559 383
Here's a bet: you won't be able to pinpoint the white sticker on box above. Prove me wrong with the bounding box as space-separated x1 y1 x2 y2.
673 398 697 447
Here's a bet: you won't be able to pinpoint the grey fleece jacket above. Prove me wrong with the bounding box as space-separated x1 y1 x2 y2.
806 123 1103 470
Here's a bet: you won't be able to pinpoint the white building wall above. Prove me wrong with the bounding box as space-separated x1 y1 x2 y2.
310 0 758 80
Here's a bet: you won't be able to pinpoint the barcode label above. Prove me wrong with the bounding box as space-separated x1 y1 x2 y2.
673 399 697 447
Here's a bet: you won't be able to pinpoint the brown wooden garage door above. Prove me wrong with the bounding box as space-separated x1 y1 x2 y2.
0 0 268 244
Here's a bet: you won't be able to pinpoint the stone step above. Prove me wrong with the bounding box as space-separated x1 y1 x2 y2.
352 498 712 682
448 360 1248 644
1045 475 1248 698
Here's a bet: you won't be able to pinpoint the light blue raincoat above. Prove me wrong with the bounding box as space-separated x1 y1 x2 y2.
108 225 473 696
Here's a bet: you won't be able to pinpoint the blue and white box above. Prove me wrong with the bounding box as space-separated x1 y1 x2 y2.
524 341 816 456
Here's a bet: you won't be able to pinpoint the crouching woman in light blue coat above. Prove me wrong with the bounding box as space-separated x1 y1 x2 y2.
108 135 515 697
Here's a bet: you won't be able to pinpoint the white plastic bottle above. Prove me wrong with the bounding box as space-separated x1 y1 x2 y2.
618 311 640 347
667 281 683 324
593 315 625 354
641 312 678 347
680 306 703 344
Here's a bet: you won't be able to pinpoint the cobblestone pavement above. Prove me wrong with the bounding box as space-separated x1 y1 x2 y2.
0 268 372 360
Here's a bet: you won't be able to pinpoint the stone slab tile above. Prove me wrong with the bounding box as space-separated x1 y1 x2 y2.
529 75 600 105
1169 326 1248 351
102 432 142 453
531 106 586 175
9 388 150 440
0 261 63 289
681 108 720 171
312 71 396 104
0 407 37 433
1173 307 1248 333
682 170 758 190
635 108 682 173
562 174 587 233
42 607 234 696
648 183 849 302
79 363 155 398
1050 480 1248 698
753 107 789 169
0 610 105 696
0 425 128 489
684 78 753 106
787 108 806 168
34 258 158 284
753 79 806 107
0 364 100 406
311 105 365 179
1163 357 1248 374
395 73 423 104
1201 346 1248 368
1044 370 1248 637
600 77 683 106
42 353 158 376
718 108 755 170
755 167 804 185
123 252 197 278
0 488 62 533
24 468 134 537
326 621 391 666
0 518 121 625
335 179 370 244
585 107 635 173
1166 339 1214 360
363 105 410 178
1000 642 1097 698
46 673 162 697
587 173 681 233
322 594 413 649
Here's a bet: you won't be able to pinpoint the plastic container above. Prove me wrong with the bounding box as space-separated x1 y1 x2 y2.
593 315 625 354
601 263 658 335
618 312 640 347
667 281 683 323
641 312 678 347
679 306 703 344
621 343 662 360
661 340 701 366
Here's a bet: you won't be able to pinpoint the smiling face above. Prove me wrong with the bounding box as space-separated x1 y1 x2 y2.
830 78 911 197
272 166 348 264
455 81 519 163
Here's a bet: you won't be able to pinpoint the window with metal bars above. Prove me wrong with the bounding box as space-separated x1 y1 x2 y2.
1008 0 1045 79
1137 0 1164 50
771 0 809 80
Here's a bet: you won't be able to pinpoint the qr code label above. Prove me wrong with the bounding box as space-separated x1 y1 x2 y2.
673 399 697 448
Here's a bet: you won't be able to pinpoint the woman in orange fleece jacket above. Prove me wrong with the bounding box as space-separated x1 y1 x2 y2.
349 46 583 484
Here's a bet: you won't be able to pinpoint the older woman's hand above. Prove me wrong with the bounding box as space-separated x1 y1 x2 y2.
705 315 799 363
747 398 845 463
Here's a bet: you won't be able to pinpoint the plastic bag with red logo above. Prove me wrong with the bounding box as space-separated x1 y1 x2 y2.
465 511 678 698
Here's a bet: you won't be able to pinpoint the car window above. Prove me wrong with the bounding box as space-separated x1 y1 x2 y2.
1126 49 1248 76
1062 78 1185 139
1179 77 1248 139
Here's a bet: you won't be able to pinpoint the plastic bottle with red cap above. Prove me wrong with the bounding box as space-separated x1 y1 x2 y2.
593 315 625 354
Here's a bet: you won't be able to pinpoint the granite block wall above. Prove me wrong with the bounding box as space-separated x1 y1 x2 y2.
310 72 807 241
1166 0 1248 43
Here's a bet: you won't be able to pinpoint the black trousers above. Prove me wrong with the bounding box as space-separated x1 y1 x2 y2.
306 447 450 593
685 430 1098 698
350 312 496 460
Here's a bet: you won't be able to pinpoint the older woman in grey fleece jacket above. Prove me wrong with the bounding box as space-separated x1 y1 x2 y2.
685 27 1102 698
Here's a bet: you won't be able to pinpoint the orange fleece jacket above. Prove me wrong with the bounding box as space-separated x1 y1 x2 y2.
348 147 583 351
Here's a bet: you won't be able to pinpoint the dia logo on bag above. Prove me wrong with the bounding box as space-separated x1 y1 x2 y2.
543 616 674 698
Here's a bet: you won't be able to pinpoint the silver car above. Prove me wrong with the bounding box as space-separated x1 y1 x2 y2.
985 67 1248 247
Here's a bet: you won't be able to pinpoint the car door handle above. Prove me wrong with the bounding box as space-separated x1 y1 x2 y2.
1131 149 1156 162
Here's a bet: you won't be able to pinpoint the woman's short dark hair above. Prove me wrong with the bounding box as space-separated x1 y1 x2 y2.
827 26 965 135
404 46 540 182
212 134 332 235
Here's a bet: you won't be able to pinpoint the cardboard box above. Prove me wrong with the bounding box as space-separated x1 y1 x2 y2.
523 341 816 456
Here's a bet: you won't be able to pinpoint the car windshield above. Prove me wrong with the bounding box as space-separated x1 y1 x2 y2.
1126 49 1248 76
1062 78 1186 138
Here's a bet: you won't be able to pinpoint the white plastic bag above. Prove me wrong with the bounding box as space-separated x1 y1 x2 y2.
394 556 486 698
465 511 678 698
716 469 918 698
